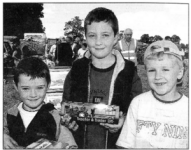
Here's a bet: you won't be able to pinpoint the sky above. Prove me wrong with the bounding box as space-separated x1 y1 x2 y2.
41 2 189 44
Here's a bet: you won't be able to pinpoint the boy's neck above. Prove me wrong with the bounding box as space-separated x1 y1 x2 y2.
153 90 181 102
22 102 44 112
92 54 116 69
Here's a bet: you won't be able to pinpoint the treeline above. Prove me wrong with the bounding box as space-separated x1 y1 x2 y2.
3 3 45 39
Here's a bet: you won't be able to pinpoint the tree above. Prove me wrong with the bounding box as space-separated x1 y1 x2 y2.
64 16 84 39
3 3 45 39
140 34 150 44
153 35 163 42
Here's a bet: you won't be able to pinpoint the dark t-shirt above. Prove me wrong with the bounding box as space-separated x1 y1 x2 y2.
86 61 116 148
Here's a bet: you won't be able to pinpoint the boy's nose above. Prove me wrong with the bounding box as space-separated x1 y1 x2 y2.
29 89 37 98
95 36 102 45
155 70 162 80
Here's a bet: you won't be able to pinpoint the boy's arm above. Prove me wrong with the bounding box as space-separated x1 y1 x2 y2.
130 70 143 99
52 110 78 149
116 97 139 148
3 112 9 135
57 124 78 149
3 112 20 149
61 70 79 132
62 70 72 102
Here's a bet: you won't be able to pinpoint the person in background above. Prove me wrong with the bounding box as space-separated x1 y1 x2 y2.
55 39 73 66
49 39 58 62
3 57 77 149
116 28 147 70
77 43 88 59
11 38 22 67
61 7 142 149
44 54 55 68
65 36 73 48
116 40 188 148
72 36 82 61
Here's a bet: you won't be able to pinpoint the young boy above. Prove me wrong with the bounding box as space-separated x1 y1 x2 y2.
61 7 142 149
3 57 77 149
116 40 188 148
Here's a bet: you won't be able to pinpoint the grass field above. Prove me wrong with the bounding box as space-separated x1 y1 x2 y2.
3 65 189 115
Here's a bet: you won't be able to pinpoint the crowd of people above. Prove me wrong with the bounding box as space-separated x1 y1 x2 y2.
45 35 88 67
4 7 188 149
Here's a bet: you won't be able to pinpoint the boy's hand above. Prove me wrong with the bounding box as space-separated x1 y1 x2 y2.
4 134 20 149
60 103 79 131
60 114 79 131
100 111 125 133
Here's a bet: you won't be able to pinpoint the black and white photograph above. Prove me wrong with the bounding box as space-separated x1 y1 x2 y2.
3 1 189 149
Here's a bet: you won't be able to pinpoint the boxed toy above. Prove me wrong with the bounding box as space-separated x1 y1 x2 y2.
62 102 120 124
26 138 74 149
26 138 54 149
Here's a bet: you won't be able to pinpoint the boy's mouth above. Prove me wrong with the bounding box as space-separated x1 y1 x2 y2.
155 82 166 86
95 48 104 50
28 99 39 101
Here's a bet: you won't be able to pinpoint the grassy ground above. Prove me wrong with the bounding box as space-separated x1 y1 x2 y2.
3 65 189 115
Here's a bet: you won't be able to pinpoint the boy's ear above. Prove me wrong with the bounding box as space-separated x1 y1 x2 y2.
113 33 119 45
177 67 184 80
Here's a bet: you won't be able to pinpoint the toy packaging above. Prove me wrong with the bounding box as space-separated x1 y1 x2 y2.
26 138 54 149
62 102 120 124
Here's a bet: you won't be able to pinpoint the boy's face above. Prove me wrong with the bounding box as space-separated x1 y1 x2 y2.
146 55 183 100
86 21 118 60
15 74 49 111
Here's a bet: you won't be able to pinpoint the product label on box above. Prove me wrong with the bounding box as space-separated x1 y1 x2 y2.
62 102 120 124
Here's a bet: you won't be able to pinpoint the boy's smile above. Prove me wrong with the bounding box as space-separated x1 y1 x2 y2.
15 74 49 112
86 21 118 60
146 55 183 101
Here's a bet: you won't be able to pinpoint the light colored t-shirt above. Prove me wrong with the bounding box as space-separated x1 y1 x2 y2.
116 91 188 148
17 102 38 129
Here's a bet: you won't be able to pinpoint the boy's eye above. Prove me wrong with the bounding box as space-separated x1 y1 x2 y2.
88 34 95 38
37 86 44 90
22 88 29 91
102 34 109 37
148 69 155 72
163 69 169 71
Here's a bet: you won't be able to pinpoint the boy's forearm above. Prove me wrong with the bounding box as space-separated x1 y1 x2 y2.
62 71 72 102
3 114 10 135
57 125 78 148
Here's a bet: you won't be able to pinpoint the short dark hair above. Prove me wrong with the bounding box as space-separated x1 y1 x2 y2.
14 57 51 86
84 7 119 36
